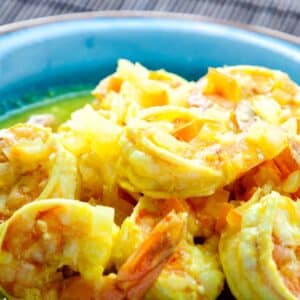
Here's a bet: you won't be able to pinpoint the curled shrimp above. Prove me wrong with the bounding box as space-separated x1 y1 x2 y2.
220 190 300 300
190 66 300 133
92 59 195 125
117 104 287 198
116 65 299 199
0 124 77 220
0 199 117 299
112 198 224 300
187 189 233 237
99 210 185 300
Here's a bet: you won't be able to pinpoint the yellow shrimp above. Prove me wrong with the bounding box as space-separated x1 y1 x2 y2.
0 199 117 299
0 124 77 220
116 65 299 199
219 190 300 300
117 104 287 198
92 59 195 125
112 197 224 300
189 66 300 144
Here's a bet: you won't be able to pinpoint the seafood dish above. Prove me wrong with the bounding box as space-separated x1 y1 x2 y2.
0 59 300 299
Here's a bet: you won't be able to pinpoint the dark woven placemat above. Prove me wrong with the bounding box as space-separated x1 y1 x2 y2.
1 0 300 36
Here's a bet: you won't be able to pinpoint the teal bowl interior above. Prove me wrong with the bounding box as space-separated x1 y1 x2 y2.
0 14 300 114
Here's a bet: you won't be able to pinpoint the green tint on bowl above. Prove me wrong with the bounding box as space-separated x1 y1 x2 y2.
0 90 94 129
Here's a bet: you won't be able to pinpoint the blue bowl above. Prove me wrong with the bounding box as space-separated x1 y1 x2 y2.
0 12 299 112
0 12 299 300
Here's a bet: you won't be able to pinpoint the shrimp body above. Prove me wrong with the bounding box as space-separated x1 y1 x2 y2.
0 199 117 299
220 190 300 300
0 124 77 220
113 198 224 300
117 104 287 198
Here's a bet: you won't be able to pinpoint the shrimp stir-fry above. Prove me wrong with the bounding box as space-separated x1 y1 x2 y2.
0 124 77 221
1 61 300 299
0 199 117 299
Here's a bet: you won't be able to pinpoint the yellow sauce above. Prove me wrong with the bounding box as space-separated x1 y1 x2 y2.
0 91 94 129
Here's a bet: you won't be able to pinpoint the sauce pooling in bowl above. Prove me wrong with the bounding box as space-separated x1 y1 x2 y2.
0 91 94 129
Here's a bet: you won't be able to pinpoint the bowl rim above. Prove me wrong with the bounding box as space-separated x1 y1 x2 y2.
0 10 299 46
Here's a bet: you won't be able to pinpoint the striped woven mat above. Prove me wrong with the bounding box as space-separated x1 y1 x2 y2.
1 0 300 36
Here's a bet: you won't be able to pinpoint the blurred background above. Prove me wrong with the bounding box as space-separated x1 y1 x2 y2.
1 0 300 36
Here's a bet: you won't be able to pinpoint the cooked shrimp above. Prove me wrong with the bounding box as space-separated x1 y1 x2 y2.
113 197 224 300
190 66 300 134
92 59 195 125
100 210 185 300
220 190 300 300
116 66 299 199
0 199 117 299
0 124 77 220
117 105 287 198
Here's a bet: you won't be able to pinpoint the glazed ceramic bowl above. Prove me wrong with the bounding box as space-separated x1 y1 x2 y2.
0 12 300 300
0 11 299 113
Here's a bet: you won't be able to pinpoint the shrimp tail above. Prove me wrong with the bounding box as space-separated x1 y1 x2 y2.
100 211 186 300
